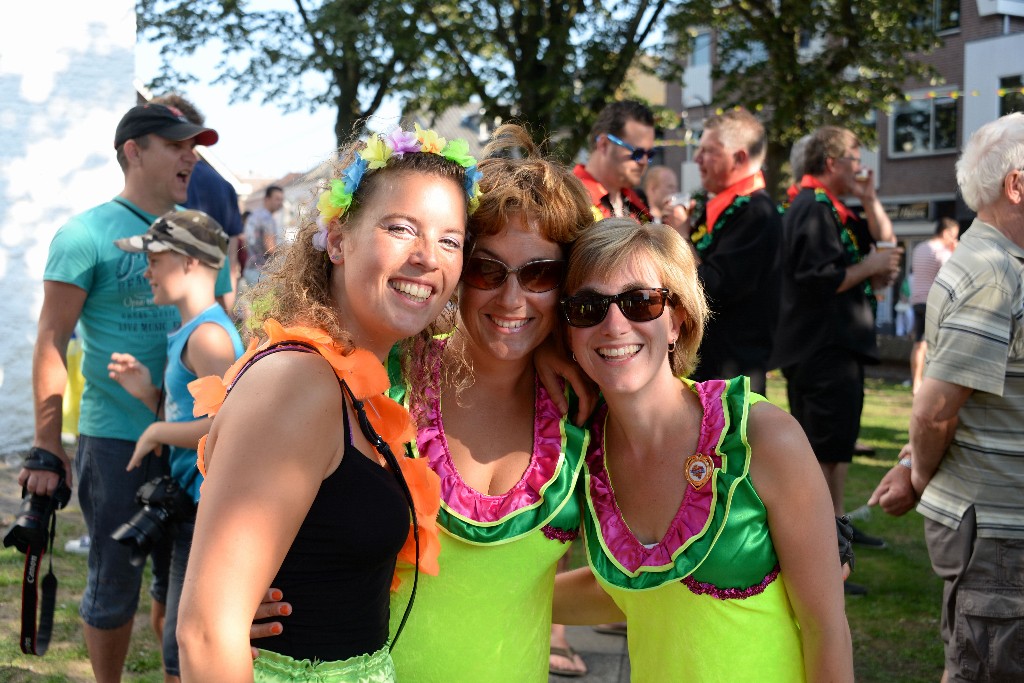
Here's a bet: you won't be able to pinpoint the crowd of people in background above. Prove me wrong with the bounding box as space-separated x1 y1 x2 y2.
14 90 1023 683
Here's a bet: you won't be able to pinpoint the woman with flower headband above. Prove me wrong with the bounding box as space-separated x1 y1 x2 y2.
175 125 481 682
552 218 854 682
249 124 598 681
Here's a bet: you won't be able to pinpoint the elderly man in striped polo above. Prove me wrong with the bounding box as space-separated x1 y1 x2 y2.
869 112 1024 682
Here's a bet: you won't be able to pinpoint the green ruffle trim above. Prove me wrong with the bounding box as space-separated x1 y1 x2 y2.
253 646 395 682
585 376 777 590
812 189 874 304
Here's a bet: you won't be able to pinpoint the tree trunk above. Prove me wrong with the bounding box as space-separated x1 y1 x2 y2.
334 81 367 150
764 138 792 203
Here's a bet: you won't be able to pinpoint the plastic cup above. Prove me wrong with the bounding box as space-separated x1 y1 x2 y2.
668 192 690 207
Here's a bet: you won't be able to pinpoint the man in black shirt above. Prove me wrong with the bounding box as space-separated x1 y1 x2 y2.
773 127 901 569
687 108 781 395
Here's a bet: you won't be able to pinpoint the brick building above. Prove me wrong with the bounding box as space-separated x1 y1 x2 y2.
658 1 1024 335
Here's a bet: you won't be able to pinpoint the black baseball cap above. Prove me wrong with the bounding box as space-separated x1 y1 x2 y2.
113 103 219 149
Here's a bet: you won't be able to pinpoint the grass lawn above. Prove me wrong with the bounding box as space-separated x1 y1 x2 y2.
1 372 944 681
768 372 946 683
0 491 163 683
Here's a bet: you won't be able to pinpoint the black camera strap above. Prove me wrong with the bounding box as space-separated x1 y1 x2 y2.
339 379 420 652
19 504 60 655
8 448 71 656
112 196 155 228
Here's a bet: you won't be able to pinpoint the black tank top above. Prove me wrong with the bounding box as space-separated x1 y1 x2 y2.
247 350 410 661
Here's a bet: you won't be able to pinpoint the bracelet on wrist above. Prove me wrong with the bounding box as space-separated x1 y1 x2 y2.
898 456 912 469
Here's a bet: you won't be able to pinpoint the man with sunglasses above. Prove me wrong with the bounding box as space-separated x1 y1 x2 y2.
774 126 903 593
574 100 656 222
687 108 782 396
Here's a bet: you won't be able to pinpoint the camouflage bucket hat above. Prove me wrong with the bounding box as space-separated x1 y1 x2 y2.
115 209 228 269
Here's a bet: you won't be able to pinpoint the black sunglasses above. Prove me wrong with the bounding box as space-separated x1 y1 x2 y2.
603 133 659 162
462 256 565 293
560 288 674 328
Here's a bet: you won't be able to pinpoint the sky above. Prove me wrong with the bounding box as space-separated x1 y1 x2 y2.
134 40 400 181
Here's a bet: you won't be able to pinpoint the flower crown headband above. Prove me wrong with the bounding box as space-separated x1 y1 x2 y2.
313 124 484 251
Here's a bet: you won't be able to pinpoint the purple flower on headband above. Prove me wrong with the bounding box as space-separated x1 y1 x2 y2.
464 165 483 194
342 155 369 194
312 223 329 251
387 129 420 157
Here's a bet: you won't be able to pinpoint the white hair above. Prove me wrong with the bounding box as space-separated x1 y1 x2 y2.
705 108 766 165
956 112 1024 211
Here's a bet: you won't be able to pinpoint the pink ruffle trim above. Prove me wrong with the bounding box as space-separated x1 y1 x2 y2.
417 376 566 523
587 379 728 573
681 564 780 600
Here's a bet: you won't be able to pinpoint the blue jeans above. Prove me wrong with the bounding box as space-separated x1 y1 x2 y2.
75 435 170 629
162 517 195 676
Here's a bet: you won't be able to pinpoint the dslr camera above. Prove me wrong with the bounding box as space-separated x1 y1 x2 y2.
3 448 72 554
111 475 193 567
3 447 73 656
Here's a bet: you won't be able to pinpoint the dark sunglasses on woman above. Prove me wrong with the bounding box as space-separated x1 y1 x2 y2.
462 256 565 293
560 288 674 328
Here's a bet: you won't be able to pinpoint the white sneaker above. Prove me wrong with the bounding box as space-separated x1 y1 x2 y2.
64 535 91 554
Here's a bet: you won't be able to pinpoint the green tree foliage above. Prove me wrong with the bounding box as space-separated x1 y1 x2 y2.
667 0 941 194
138 0 685 159
138 0 439 146
409 0 684 158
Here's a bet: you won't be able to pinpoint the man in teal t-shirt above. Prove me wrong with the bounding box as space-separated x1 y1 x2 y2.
20 102 221 683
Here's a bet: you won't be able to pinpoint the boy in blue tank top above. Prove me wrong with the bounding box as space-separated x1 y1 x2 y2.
108 209 245 682
22 103 224 681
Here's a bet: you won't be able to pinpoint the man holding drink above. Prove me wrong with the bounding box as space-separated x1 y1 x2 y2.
773 126 902 593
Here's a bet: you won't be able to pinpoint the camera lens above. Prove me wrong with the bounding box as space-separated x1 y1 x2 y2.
111 506 173 567
111 476 191 567
3 492 58 554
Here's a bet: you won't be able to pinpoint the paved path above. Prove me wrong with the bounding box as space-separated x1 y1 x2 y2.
548 626 630 683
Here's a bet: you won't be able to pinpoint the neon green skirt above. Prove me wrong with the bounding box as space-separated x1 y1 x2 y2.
253 646 396 683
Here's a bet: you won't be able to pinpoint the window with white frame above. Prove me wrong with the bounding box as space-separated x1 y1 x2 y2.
689 32 711 67
891 92 958 156
684 126 703 163
1000 75 1024 117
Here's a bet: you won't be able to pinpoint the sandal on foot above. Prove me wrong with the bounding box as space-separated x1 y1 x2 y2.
550 645 588 678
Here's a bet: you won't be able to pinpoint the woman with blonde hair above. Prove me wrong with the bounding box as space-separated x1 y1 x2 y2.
554 218 854 682
176 126 481 682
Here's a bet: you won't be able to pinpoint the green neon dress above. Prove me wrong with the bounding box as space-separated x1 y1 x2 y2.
386 344 588 682
583 377 805 682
